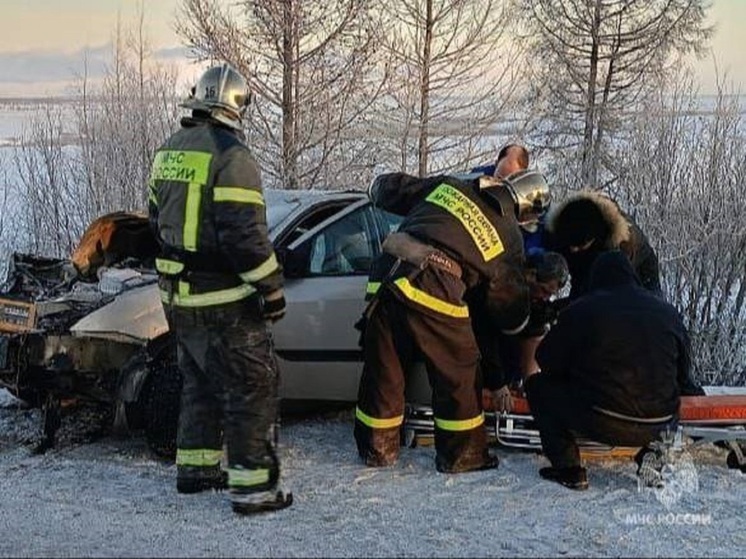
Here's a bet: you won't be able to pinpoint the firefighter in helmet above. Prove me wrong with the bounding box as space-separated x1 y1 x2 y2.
147 63 292 514
354 169 551 473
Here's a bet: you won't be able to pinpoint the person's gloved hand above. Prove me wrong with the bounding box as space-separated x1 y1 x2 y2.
262 289 286 322
529 299 559 327
491 385 514 414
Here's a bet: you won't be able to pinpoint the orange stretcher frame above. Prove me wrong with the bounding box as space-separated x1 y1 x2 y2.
402 392 746 458
473 390 746 467
481 392 746 423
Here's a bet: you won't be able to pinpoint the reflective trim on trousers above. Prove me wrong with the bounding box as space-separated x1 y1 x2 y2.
228 467 270 488
434 413 485 432
176 448 223 467
355 406 404 429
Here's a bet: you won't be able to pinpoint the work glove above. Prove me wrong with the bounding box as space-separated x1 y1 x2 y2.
491 385 514 414
262 289 286 322
523 299 559 337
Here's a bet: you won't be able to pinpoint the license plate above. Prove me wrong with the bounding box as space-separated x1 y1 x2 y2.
0 297 36 333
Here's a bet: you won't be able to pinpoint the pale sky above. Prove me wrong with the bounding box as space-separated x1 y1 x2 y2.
0 0 743 97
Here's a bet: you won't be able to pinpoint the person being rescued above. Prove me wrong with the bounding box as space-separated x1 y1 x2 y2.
470 247 570 413
523 250 705 491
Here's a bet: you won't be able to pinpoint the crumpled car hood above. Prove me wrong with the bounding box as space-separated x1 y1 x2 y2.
70 282 168 344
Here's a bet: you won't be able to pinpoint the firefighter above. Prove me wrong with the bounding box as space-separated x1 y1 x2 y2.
147 63 292 515
354 170 551 473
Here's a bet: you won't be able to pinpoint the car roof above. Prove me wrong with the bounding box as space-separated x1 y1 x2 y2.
265 188 367 231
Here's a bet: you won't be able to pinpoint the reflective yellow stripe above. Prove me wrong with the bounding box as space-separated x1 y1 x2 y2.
434 413 485 432
155 258 185 275
148 181 158 205
176 448 223 467
183 182 202 250
149 151 212 252
239 254 279 283
426 183 504 261
355 406 404 429
366 282 380 295
160 283 257 307
214 187 264 205
393 277 469 318
228 467 270 488
150 150 212 184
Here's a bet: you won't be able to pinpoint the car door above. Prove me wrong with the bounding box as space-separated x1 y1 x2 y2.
273 198 385 402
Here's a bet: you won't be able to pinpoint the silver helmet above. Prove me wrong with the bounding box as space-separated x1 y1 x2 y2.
180 63 251 130
502 169 551 225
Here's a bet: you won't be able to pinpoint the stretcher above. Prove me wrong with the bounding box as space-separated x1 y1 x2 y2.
402 390 746 472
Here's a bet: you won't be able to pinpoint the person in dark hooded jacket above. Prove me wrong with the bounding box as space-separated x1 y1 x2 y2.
544 191 660 300
523 250 702 490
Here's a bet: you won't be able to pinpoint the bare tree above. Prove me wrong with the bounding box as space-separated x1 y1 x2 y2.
8 9 181 259
374 0 529 176
616 73 746 386
517 0 713 189
12 103 79 257
176 0 384 190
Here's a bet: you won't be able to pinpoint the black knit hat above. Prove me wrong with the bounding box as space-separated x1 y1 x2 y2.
553 198 610 248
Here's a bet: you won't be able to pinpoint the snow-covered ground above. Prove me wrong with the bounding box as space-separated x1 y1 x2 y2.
0 388 743 558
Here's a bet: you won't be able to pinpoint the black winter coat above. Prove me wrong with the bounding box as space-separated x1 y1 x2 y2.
544 191 660 300
535 251 699 420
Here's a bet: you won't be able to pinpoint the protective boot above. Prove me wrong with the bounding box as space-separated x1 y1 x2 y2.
177 465 228 494
539 466 589 490
355 423 400 467
231 488 294 515
436 450 499 474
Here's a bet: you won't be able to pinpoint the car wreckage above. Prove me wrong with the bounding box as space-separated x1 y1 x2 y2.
0 188 416 457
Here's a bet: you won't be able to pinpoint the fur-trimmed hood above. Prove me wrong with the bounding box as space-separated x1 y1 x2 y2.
544 190 630 249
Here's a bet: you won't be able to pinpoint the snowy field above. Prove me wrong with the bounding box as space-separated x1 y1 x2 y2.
0 389 743 558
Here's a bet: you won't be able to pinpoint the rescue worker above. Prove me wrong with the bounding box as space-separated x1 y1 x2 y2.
354 169 551 473
524 251 701 490
147 63 292 515
544 190 661 300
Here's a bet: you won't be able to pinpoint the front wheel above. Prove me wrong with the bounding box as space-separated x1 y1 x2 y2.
139 344 181 459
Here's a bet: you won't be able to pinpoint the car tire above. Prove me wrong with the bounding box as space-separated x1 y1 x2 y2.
140 348 181 459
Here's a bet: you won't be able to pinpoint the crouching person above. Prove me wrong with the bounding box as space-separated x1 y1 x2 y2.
524 250 701 490
354 170 546 473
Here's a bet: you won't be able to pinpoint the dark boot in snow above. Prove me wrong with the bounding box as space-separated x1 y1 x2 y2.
177 465 228 494
230 488 293 515
436 451 500 474
539 466 589 490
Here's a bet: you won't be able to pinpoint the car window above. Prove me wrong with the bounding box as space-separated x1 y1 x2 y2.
304 207 377 276
376 209 403 237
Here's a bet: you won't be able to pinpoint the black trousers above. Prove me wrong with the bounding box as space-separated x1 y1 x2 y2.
524 373 676 468
168 301 281 491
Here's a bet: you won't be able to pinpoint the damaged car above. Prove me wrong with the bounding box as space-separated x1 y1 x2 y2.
0 188 412 457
